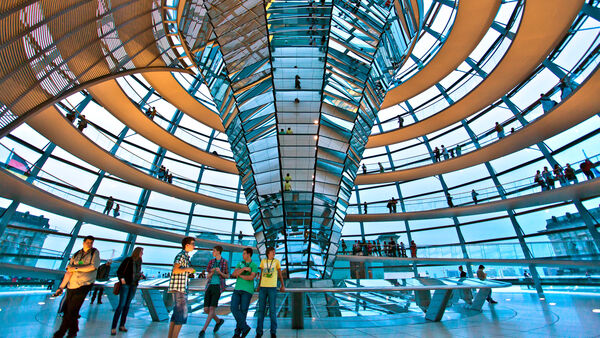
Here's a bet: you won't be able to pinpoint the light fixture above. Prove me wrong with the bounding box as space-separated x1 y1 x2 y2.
549 302 556 306
38 302 45 305
539 297 545 301
505 298 511 301
592 309 600 313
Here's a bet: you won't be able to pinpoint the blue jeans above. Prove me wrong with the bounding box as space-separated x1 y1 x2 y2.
231 289 252 335
111 284 137 329
256 287 278 335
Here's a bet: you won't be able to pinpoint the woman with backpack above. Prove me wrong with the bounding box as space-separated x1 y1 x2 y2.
111 247 143 335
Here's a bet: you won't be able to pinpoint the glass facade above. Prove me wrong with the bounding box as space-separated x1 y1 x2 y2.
0 0 598 289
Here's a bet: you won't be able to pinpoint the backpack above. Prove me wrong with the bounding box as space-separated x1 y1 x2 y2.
96 263 109 281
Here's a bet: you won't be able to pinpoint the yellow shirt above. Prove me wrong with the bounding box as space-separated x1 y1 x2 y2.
259 258 280 287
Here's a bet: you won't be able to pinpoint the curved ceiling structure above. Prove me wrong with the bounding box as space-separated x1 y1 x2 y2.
1 0 599 286
367 0 584 148
381 0 501 109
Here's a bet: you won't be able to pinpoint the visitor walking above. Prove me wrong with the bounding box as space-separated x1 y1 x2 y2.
103 196 114 215
442 145 449 160
199 246 229 337
580 159 595 180
410 240 417 258
446 192 454 208
494 122 504 139
471 189 479 204
52 235 100 338
111 247 144 335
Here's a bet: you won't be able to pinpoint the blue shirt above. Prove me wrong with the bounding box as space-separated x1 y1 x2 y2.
210 259 221 285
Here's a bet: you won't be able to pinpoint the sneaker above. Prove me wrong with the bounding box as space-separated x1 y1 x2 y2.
489 299 498 304
271 333 276 338
241 327 251 338
214 318 224 332
198 331 205 337
97 300 103 304
255 334 262 338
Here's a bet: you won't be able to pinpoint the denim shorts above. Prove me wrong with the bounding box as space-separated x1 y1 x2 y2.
171 291 188 325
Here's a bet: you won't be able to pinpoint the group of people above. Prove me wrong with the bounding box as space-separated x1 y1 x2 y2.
433 144 463 162
52 236 286 338
103 196 121 217
278 128 293 135
157 165 174 184
341 239 417 258
534 159 596 191
52 236 144 337
146 107 158 120
66 111 88 132
168 238 284 338
283 173 292 192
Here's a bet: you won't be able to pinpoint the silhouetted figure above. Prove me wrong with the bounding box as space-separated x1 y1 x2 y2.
77 115 88 131
103 196 114 215
553 164 565 185
471 189 479 204
113 204 120 218
581 159 595 180
295 75 301 89
362 163 367 174
387 197 397 213
397 115 404 128
433 147 440 162
410 240 417 258
363 201 367 214
564 163 577 183
445 192 454 208
534 170 547 191
378 162 384 173
66 111 77 123
494 122 504 139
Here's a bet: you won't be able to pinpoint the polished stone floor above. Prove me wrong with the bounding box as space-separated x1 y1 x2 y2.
1 288 599 337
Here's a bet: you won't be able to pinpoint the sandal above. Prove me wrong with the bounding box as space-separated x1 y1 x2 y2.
119 327 128 332
111 329 117 336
